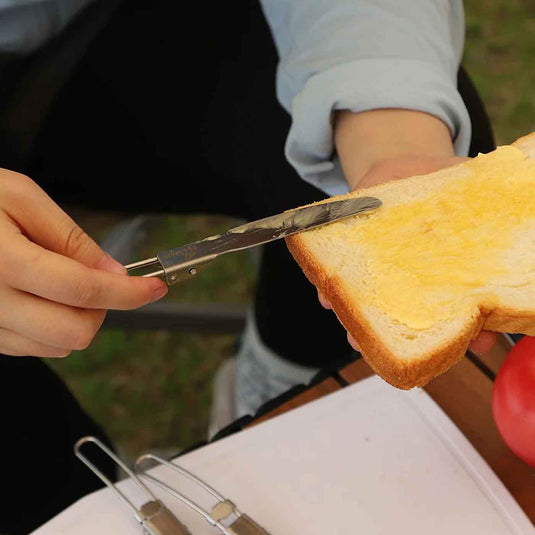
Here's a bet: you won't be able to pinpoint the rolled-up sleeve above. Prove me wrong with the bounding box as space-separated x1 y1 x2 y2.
260 0 470 196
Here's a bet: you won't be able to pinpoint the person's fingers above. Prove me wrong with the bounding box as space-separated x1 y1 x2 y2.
1 231 167 310
469 330 497 355
318 292 360 352
317 290 332 309
1 171 119 270
0 171 166 356
0 285 106 350
347 332 361 352
0 326 71 357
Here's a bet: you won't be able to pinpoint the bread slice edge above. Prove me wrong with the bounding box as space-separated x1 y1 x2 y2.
287 233 487 389
286 133 535 388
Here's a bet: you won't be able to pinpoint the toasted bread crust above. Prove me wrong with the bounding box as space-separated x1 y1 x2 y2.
286 233 484 388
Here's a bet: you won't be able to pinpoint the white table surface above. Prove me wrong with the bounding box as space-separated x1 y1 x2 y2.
33 376 535 534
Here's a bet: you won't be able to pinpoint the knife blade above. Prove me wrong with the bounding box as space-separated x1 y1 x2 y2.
125 196 381 285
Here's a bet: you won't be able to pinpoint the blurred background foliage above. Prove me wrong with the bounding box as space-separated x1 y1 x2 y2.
463 0 535 143
47 0 535 461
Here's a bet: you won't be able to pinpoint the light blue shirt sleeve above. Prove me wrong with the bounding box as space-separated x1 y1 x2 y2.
259 0 471 196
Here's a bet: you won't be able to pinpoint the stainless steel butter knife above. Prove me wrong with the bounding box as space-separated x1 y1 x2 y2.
125 196 381 285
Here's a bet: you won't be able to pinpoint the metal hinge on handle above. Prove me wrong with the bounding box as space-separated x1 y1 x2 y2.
134 453 270 535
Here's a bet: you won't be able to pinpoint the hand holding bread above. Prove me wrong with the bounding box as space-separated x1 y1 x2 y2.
291 110 535 389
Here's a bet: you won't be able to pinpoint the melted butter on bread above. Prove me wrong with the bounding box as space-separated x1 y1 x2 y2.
341 145 535 329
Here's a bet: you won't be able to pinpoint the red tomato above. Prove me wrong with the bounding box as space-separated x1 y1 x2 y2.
492 335 535 467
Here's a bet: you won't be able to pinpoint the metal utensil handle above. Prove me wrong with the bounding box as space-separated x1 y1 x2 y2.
75 436 159 519
135 455 271 534
136 454 221 527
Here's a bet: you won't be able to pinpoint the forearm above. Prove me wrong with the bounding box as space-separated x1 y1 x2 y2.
262 0 468 194
334 109 456 191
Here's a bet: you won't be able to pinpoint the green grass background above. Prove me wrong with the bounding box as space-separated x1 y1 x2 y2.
47 0 535 461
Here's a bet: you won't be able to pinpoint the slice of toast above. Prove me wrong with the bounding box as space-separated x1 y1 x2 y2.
286 133 535 389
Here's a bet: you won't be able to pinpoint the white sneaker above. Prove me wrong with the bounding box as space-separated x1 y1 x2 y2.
208 312 319 438
207 358 237 439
